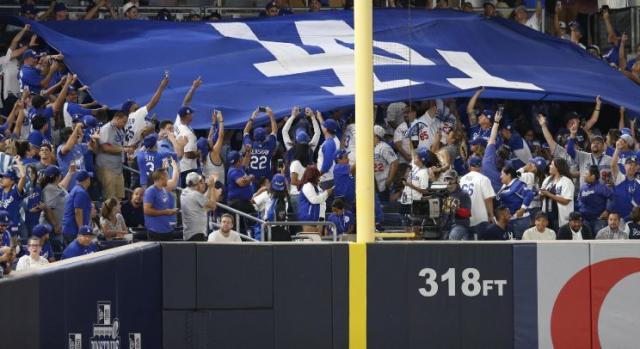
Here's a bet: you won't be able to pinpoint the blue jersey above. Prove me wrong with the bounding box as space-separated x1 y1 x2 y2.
136 149 170 187
298 184 323 221
40 240 54 260
578 182 612 221
19 65 43 94
614 150 639 175
0 185 23 228
603 44 620 67
227 166 254 202
24 186 42 229
496 179 534 215
328 210 355 235
333 163 355 206
468 124 493 144
61 239 97 260
143 185 174 233
57 143 89 189
243 134 277 180
62 185 91 238
1 231 9 247
482 144 503 193
609 177 640 220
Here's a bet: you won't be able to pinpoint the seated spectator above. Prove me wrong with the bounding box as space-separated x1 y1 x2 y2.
483 1 497 17
208 213 242 243
557 212 593 240
596 212 628 240
181 173 218 242
32 223 55 262
143 169 180 241
522 212 556 240
299 165 333 233
625 207 640 239
480 206 514 240
0 246 16 278
15 236 49 271
61 170 92 244
442 170 472 240
61 225 98 259
121 187 145 229
327 198 355 236
100 198 128 240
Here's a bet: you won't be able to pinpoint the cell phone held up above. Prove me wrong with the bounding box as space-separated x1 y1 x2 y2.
277 159 284 170
258 106 267 113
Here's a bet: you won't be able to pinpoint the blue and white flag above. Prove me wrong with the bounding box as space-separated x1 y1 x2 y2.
13 10 640 129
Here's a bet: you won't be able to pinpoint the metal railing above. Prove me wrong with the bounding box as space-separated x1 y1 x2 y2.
261 220 338 242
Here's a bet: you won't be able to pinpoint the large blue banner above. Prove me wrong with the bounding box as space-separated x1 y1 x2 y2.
15 10 640 129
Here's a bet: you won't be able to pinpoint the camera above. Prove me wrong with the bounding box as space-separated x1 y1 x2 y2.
601 5 610 12
258 106 267 113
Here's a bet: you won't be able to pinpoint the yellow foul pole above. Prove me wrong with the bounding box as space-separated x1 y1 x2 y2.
350 1 373 349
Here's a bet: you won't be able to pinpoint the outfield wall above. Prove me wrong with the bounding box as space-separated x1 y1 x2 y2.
2 241 640 348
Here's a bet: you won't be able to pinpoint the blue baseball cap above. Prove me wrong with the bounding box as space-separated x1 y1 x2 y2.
196 137 209 155
499 122 514 131
54 2 67 12
44 165 61 178
0 211 9 226
178 106 195 118
625 156 637 164
468 155 482 168
32 224 52 238
22 49 37 60
295 129 310 144
529 156 547 173
75 170 91 182
227 150 241 165
143 133 158 149
322 119 339 133
121 100 135 113
27 131 44 148
271 174 287 191
78 225 94 235
334 149 349 162
82 115 98 129
480 109 494 121
253 127 267 143
417 147 430 165
621 127 632 136
469 137 488 147
1 170 18 182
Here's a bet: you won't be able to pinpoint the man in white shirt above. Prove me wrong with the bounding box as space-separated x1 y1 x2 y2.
414 102 442 151
181 173 218 241
15 236 49 271
514 0 542 31
175 106 199 186
522 212 556 241
208 214 242 243
123 75 169 147
459 156 496 239
373 125 398 199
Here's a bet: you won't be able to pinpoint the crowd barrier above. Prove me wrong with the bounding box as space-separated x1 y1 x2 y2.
2 241 640 348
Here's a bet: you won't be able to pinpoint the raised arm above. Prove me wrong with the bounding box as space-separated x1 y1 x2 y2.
244 109 258 136
145 75 169 112
619 106 626 129
52 74 76 114
466 87 485 126
310 111 322 150
61 124 82 156
181 77 202 107
211 111 224 162
602 9 619 44
84 0 105 19
611 139 622 179
488 109 502 145
584 96 602 131
553 2 562 37
620 33 629 71
536 114 558 154
282 107 298 149
166 158 180 191
9 25 30 55
267 107 277 135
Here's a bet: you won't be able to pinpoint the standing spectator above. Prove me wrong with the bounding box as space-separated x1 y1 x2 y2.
482 109 504 193
596 212 628 240
299 165 333 233
539 158 575 232
97 111 132 200
609 143 640 221
208 214 242 242
399 147 431 231
61 170 92 244
121 187 144 229
123 75 169 147
517 156 546 216
18 50 60 94
264 174 293 241
281 107 321 157
57 123 99 189
288 129 312 220
24 165 43 234
317 117 341 190
243 107 278 182
175 106 199 187
479 206 515 240
61 225 98 259
226 150 256 234
200 111 226 185
36 143 56 171
99 198 128 240
522 212 556 241
158 120 188 160
496 165 534 239
1 25 33 116
483 1 497 17
32 223 55 262
333 150 355 209
15 237 49 271
40 165 74 238
62 85 106 129
442 170 472 240
577 165 612 233
499 122 532 166
136 133 171 187
460 155 496 238
513 0 542 31
373 124 398 199
557 212 593 240
181 173 218 241
143 169 180 241
394 103 417 171
601 8 621 67
327 198 355 236
466 88 494 144
0 159 27 241
53 2 69 20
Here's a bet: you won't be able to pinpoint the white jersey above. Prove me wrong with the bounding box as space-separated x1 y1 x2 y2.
2 49 20 100
394 122 411 164
123 106 150 146
541 175 575 228
459 171 496 227
343 123 356 164
374 141 398 192
414 111 442 150
400 163 429 205
175 116 198 172
318 136 341 183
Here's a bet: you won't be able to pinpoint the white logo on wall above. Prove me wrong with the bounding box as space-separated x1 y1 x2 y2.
68 300 142 349
211 21 543 95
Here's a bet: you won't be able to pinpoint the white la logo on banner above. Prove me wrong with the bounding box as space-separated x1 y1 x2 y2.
211 20 542 95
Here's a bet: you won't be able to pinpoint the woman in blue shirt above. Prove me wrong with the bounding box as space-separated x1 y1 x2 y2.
298 165 333 233
496 165 534 239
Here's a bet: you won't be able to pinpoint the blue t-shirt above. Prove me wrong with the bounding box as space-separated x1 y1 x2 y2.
24 186 42 229
57 143 89 188
143 185 173 233
578 182 612 221
40 240 54 260
0 185 23 227
480 223 513 240
19 65 43 94
28 106 55 140
136 149 171 187
609 177 640 220
62 185 91 237
66 102 93 118
1 230 9 247
603 44 620 67
626 58 637 71
227 166 254 201
328 210 355 235
243 134 277 180
61 239 97 260
333 163 355 206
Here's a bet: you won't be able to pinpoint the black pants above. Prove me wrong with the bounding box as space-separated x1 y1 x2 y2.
148 231 178 241
186 233 206 242
229 199 256 236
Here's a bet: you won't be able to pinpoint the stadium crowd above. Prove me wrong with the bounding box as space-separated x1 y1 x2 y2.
0 1 639 276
